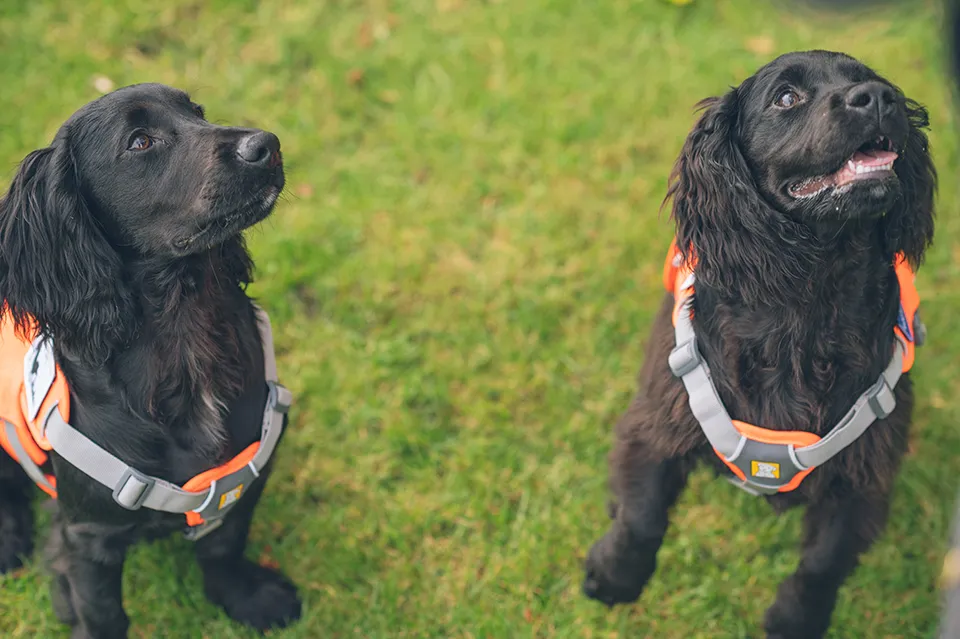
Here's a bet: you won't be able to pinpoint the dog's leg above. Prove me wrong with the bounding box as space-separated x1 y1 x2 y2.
0 453 34 573
193 471 301 632
45 513 133 639
582 440 692 606
763 491 891 639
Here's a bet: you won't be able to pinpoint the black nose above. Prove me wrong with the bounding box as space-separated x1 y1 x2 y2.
844 81 897 118
236 131 281 167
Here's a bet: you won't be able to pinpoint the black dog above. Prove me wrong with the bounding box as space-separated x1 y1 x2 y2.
0 84 301 638
582 51 936 638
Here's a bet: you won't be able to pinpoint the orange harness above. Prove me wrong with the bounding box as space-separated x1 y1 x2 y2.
0 317 66 498
0 309 291 539
664 240 922 494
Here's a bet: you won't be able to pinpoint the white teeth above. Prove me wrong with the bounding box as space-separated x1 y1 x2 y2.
852 162 894 175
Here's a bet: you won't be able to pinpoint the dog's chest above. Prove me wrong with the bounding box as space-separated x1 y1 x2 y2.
702 302 894 434
162 382 267 482
150 322 261 461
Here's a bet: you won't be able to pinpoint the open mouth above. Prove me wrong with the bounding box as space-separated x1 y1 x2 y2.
788 137 898 199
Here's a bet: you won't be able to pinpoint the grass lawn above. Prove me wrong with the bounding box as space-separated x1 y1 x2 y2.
2 0 959 637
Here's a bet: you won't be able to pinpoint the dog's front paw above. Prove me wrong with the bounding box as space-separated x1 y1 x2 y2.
203 558 301 631
0 503 33 574
50 571 78 625
763 593 830 639
582 531 654 607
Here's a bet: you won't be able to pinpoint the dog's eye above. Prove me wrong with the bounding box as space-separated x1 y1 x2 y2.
192 104 205 119
774 89 801 109
128 133 153 151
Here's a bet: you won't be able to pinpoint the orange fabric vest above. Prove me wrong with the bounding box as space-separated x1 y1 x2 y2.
0 317 66 497
0 316 265 526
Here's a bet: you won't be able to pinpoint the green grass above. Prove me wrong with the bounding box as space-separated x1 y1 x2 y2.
1 0 959 637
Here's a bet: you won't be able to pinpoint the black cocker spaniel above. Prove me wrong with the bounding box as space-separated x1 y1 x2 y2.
0 84 301 638
582 50 936 639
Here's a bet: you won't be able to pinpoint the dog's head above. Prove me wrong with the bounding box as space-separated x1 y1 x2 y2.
50 83 284 257
0 84 284 359
667 50 936 301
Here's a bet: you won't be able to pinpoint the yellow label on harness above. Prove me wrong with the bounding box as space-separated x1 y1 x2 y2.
218 485 244 509
751 461 780 479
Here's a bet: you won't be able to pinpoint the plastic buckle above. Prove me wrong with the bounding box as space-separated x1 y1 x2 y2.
112 468 155 510
268 380 293 414
668 339 701 378
867 377 896 419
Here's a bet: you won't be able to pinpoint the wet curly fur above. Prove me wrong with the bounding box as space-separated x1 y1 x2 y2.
582 51 936 638
0 84 301 638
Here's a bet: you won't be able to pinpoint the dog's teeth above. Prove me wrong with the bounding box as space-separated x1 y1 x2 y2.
852 163 893 175
848 160 856 171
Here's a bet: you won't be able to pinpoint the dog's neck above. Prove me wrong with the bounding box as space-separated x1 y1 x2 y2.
692 222 901 432
119 237 260 457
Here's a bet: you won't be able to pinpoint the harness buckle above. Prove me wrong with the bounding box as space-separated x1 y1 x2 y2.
669 339 701 378
112 468 155 510
268 380 293 414
867 376 896 420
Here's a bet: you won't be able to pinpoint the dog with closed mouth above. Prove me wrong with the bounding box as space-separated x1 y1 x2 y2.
582 51 936 638
0 84 301 638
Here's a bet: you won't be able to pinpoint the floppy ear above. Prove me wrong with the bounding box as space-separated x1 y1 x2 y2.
881 99 936 267
664 87 808 305
0 142 134 363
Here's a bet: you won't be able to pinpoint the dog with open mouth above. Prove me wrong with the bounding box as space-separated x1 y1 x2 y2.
582 51 936 638
0 84 301 638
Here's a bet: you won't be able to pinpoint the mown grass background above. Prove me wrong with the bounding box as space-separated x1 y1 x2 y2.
1 0 959 637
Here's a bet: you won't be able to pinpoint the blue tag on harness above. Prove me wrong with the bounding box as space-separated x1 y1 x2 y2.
896 304 913 342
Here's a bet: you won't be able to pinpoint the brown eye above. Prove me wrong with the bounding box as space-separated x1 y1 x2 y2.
128 133 153 151
192 104 205 119
774 89 801 108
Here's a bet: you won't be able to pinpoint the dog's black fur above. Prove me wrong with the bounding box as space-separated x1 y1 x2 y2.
0 84 301 638
582 51 936 638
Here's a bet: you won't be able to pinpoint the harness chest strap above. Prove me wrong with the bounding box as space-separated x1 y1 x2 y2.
666 244 920 495
9 306 291 537
3 416 56 494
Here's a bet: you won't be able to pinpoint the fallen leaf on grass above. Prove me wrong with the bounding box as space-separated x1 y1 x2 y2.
378 89 401 104
93 75 115 93
745 36 775 56
347 68 365 87
930 391 947 408
295 183 315 198
437 0 464 12
258 545 281 570
357 22 373 49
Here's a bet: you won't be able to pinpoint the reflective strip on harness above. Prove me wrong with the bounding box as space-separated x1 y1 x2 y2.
26 305 291 540
669 296 744 460
41 381 288 511
666 242 919 495
2 418 56 496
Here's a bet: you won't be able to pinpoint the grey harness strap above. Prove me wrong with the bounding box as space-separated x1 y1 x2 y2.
21 305 291 540
2 419 56 494
669 274 910 496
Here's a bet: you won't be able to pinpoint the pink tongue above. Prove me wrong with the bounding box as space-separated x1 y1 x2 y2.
849 149 898 167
